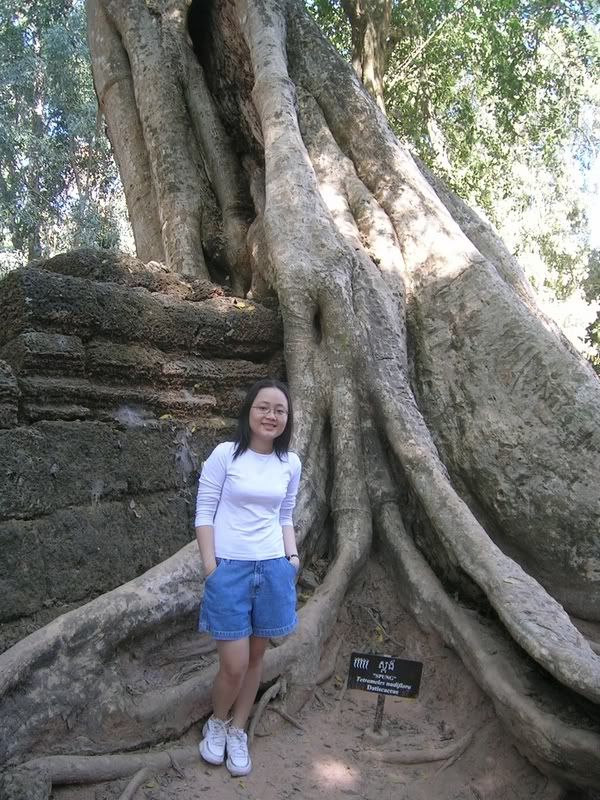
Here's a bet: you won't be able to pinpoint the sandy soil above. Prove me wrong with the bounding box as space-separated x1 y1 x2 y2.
53 559 567 800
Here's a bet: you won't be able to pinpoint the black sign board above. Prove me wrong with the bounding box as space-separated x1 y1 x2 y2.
347 651 423 698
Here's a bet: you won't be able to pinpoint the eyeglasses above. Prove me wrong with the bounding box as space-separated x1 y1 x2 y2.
251 404 289 418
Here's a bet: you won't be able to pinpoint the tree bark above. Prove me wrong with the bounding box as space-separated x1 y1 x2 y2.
340 0 391 113
1 0 599 795
87 0 165 264
27 33 44 261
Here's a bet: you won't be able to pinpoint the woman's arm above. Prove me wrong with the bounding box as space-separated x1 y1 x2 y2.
194 443 229 577
280 454 302 568
282 524 300 569
196 525 217 576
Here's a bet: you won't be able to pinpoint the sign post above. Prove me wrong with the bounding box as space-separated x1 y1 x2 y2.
373 694 385 734
347 651 423 742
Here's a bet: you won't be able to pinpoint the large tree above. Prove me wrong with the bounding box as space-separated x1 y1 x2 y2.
1 0 600 795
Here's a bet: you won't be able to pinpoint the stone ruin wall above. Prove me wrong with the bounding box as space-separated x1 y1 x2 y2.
0 249 283 651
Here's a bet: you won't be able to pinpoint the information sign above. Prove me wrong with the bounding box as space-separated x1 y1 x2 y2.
347 651 423 698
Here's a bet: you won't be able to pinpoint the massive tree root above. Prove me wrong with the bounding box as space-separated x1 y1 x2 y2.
1 0 599 795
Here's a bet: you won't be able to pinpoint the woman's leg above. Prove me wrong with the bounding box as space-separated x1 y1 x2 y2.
231 635 269 729
212 638 250 720
225 639 266 777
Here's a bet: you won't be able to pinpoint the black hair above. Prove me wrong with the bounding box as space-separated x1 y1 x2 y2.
233 379 294 460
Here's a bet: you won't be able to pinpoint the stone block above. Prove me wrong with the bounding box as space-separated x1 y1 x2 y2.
0 420 232 521
0 268 282 358
0 521 47 619
1 332 85 375
0 360 19 428
0 493 194 622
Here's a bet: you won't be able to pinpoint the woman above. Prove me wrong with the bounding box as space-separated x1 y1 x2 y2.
195 378 302 777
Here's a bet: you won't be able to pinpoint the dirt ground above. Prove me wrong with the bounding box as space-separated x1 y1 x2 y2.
53 559 567 800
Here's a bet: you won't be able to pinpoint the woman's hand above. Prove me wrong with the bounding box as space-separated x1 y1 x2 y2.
196 525 217 579
283 525 300 571
288 553 300 571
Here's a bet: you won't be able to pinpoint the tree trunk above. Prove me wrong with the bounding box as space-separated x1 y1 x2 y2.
87 0 165 264
340 0 391 113
1 0 599 795
26 34 44 261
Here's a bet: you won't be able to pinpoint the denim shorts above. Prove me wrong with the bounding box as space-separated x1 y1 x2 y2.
199 557 298 640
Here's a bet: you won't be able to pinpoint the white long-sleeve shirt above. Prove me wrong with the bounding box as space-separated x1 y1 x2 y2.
194 441 302 560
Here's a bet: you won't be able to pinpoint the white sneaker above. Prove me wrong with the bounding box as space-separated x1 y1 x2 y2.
199 716 229 765
226 726 252 776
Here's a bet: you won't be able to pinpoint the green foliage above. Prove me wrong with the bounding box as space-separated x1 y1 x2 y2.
583 249 600 373
0 0 126 270
307 0 600 365
583 249 600 306
306 0 352 59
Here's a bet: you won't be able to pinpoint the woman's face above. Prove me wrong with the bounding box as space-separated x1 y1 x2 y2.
249 387 289 445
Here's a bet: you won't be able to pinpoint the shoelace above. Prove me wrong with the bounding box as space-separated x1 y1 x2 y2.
227 728 248 761
207 717 228 748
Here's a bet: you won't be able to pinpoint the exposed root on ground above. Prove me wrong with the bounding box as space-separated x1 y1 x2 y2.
317 637 344 685
266 704 305 731
6 747 198 796
248 680 282 744
118 767 154 800
360 719 490 765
